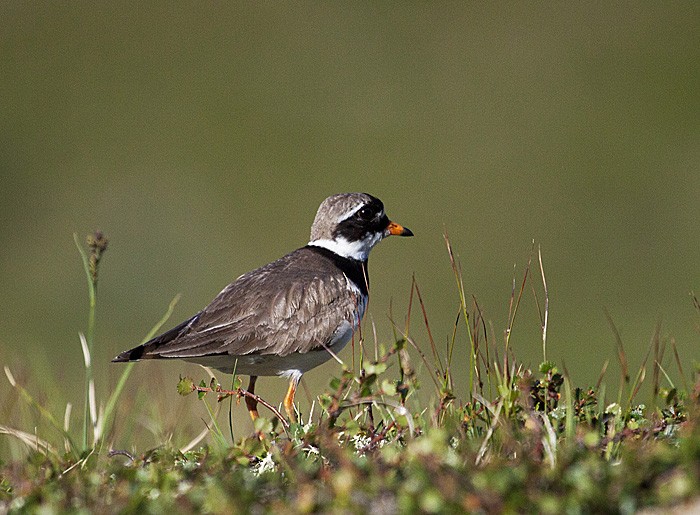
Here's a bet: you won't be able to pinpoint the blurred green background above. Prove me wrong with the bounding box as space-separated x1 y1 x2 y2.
1 3 698 450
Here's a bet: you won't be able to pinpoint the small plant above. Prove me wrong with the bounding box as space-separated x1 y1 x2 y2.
2 232 181 462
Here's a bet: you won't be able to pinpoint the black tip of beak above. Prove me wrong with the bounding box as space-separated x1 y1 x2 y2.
387 221 414 237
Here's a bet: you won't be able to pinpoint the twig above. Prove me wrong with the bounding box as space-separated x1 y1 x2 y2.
193 383 290 433
358 421 397 454
108 449 136 462
336 396 415 437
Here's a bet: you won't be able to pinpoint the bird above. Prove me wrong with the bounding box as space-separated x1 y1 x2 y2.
112 192 413 424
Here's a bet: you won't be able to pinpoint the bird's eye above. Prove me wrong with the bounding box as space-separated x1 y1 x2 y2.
357 206 374 220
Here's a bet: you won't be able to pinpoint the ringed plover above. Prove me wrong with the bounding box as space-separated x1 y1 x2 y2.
112 192 413 423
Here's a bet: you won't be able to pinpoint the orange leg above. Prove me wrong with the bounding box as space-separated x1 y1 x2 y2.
284 376 299 424
245 376 259 421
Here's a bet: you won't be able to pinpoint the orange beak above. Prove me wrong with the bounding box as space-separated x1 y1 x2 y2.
387 221 414 237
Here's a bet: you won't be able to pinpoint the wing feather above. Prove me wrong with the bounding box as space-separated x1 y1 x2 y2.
136 248 361 359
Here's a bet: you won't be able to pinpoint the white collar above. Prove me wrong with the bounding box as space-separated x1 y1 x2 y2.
308 233 383 261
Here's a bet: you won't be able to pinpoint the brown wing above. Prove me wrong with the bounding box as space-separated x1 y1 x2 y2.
114 248 362 361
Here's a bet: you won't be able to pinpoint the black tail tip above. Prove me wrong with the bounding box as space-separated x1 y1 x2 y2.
111 345 145 363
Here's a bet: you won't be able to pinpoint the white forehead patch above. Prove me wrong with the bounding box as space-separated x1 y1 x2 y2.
336 204 386 224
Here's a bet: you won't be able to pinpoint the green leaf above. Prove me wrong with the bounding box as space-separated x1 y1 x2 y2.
364 362 387 376
198 380 207 400
665 388 677 405
233 376 243 390
318 394 332 410
344 419 360 436
539 361 558 374
381 379 397 397
254 417 273 434
177 376 195 396
362 373 378 388
289 423 304 440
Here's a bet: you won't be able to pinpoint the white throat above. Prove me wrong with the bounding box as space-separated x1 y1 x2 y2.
309 232 384 261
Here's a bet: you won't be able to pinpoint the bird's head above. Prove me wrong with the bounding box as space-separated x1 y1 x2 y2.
308 193 413 261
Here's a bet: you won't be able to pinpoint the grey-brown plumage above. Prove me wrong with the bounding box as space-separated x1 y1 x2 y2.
114 246 367 372
112 192 413 422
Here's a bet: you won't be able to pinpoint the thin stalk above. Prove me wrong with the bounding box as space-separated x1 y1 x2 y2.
444 233 476 397
414 282 443 378
202 398 228 449
228 360 239 444
671 338 689 393
655 361 675 391
563 374 575 442
74 233 97 451
627 342 652 409
502 243 533 385
538 246 549 363
603 308 629 407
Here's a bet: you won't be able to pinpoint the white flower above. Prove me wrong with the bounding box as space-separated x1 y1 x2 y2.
352 433 372 453
303 445 320 457
252 452 276 475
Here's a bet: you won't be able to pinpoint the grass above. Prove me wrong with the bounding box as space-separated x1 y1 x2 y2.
1 232 699 513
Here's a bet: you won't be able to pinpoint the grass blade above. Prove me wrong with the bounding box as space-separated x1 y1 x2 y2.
74 233 96 450
538 245 549 363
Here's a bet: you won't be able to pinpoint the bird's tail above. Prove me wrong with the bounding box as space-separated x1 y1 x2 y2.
111 314 198 362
